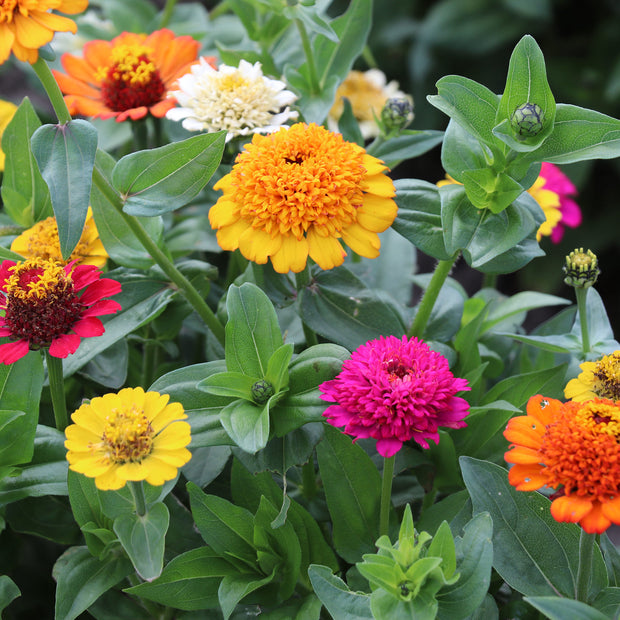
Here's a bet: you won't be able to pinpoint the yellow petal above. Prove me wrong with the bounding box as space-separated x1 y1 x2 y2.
307 228 346 270
65 424 101 448
94 467 126 491
150 447 192 468
341 223 381 258
154 422 192 449
362 154 387 175
362 173 396 198
356 195 398 232
270 235 308 273
216 219 251 251
209 199 239 228
238 227 281 264
116 461 150 481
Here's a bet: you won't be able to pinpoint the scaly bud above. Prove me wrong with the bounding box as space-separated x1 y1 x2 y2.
510 102 545 137
381 95 414 134
563 248 600 289
251 379 275 405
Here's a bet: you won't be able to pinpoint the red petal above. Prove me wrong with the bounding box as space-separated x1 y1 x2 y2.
71 264 102 290
72 317 104 337
48 334 81 358
81 299 122 318
79 278 121 305
0 340 30 364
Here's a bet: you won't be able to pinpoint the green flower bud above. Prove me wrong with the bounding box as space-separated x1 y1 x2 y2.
381 95 414 133
510 102 545 137
563 248 600 289
251 380 274 405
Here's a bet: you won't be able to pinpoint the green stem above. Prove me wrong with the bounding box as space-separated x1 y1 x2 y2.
128 480 148 517
575 530 596 602
159 0 178 28
575 286 591 355
295 267 318 347
45 351 68 431
379 455 395 538
30 58 71 124
295 18 320 94
209 0 231 19
91 164 226 346
131 118 148 151
408 255 458 339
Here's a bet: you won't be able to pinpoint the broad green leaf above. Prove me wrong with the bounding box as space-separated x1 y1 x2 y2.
461 457 608 599
416 490 471 536
100 0 158 32
112 132 226 216
316 425 382 563
113 501 169 581
31 119 98 259
0 97 51 226
284 3 337 42
440 119 492 184
308 564 373 620
524 597 610 620
225 283 283 377
199 371 258 400
53 546 133 620
366 130 444 169
218 571 275 620
336 98 365 145
461 168 524 213
591 587 620 617
0 575 20 614
124 547 237 610
265 343 294 393
220 399 270 454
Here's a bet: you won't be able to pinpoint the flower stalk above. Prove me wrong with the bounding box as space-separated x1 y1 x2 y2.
575 286 591 355
128 480 148 517
379 455 395 538
295 18 320 94
576 530 597 602
45 350 68 431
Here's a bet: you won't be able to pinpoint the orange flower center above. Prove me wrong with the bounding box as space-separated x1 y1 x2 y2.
228 123 366 240
539 400 620 500
100 404 155 463
3 258 82 348
96 44 166 112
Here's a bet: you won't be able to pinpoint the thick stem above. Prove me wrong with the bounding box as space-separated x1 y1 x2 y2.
575 287 591 355
30 58 71 124
408 255 458 339
379 455 395 538
45 351 68 431
159 0 178 28
295 18 320 94
128 480 148 517
575 530 596 602
295 267 318 347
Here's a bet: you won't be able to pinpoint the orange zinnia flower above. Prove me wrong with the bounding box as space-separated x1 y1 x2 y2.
52 29 206 122
0 0 87 65
504 394 620 534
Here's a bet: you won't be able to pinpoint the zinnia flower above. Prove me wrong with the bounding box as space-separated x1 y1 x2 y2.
209 122 398 274
65 386 192 490
328 69 409 139
0 99 18 170
0 257 121 364
565 351 620 402
166 58 298 142
437 162 581 242
52 29 203 122
504 394 620 534
319 335 470 457
0 0 87 65
10 207 108 268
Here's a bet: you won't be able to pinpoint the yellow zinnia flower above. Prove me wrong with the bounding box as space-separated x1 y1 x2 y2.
65 387 192 491
10 207 108 268
0 99 18 171
565 351 620 402
209 122 398 274
0 0 88 65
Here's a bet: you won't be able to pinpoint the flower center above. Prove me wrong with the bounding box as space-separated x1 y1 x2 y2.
230 124 366 240
384 358 413 383
590 353 620 400
97 44 166 112
539 399 620 500
101 404 155 463
3 258 83 348
0 0 17 22
218 73 249 92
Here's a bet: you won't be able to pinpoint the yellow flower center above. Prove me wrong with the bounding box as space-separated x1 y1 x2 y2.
218 73 250 92
101 404 155 464
575 399 620 437
589 353 620 400
229 123 366 240
5 257 69 301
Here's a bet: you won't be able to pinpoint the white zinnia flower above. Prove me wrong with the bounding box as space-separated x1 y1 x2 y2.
328 69 411 139
166 58 299 142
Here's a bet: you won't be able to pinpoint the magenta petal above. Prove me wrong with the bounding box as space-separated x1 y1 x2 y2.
0 340 30 364
81 299 122 318
559 197 582 228
376 438 403 458
0 326 13 336
72 317 104 337
48 334 81 358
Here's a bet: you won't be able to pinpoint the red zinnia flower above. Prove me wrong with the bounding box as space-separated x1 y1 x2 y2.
504 394 620 534
0 258 121 364
319 335 470 457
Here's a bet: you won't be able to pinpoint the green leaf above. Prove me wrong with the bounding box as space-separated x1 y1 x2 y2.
494 34 556 150
0 97 51 226
112 132 226 216
0 575 20 614
336 98 365 145
113 501 169 581
31 119 98 259
53 546 133 620
199 371 258 400
284 3 338 41
366 130 444 169
266 343 294 393
461 168 524 213
460 457 608 598
316 425 382 563
220 399 270 454
218 571 276 620
427 521 457 577
590 587 620 617
225 283 283 377
308 564 373 620
524 596 610 620
91 150 163 269
440 119 491 184
124 547 237 611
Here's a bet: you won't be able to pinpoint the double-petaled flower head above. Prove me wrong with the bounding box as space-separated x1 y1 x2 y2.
320 335 470 458
504 394 620 534
209 122 398 274
0 258 121 364
52 28 204 122
0 0 88 65
565 350 620 402
65 387 192 490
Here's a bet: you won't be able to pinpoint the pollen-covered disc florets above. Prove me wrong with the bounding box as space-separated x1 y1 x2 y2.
0 258 122 364
563 248 600 289
565 350 620 402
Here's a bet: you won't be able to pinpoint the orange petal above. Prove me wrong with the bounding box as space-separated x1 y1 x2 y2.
504 445 542 465
550 494 593 524
58 0 89 13
526 395 561 425
507 463 547 491
13 12 56 49
578 501 612 534
601 496 620 524
503 416 545 449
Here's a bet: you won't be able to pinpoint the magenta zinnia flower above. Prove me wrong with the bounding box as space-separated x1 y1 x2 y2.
0 258 121 364
320 335 470 457
539 162 582 243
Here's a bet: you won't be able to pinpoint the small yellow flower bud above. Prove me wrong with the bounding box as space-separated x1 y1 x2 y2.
563 248 600 289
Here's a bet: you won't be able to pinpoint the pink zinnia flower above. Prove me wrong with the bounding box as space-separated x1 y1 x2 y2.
319 335 470 457
0 258 121 364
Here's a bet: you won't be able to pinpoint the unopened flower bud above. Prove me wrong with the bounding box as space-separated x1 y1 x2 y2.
251 379 274 405
381 95 414 133
510 102 545 137
563 248 600 289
